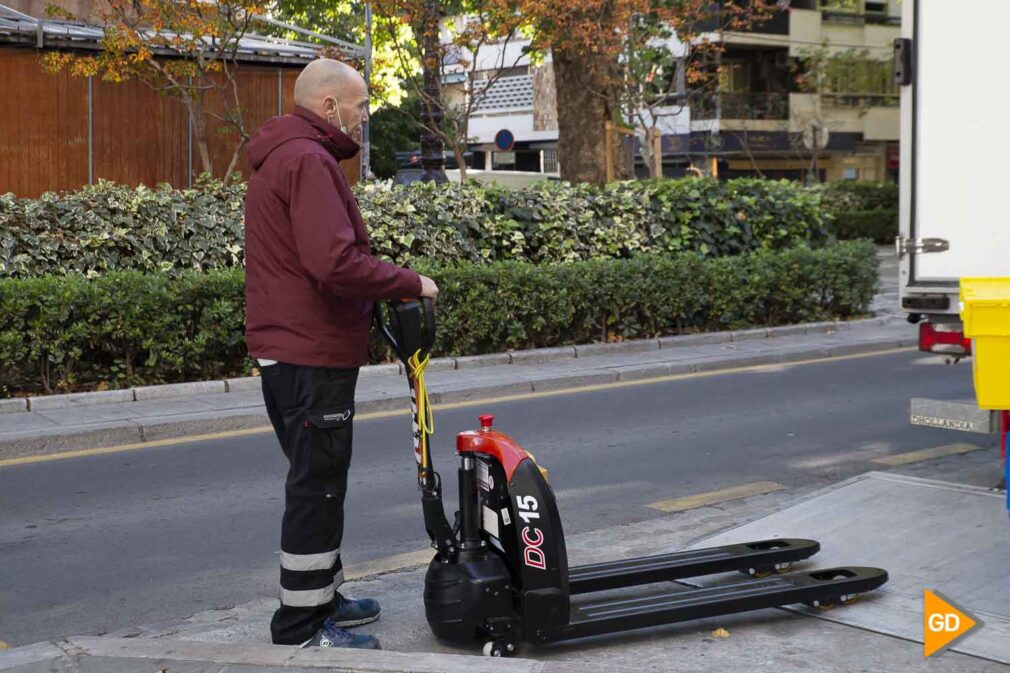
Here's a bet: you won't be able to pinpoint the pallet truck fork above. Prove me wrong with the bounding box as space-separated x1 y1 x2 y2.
377 298 888 656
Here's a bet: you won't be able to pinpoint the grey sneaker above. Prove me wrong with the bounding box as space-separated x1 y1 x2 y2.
300 618 381 650
331 592 381 627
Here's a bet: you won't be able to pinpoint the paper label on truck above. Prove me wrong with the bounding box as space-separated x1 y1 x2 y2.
482 505 499 539
477 459 492 491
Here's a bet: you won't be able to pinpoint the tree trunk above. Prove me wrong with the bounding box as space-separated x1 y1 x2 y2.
642 131 655 180
419 0 447 183
453 143 468 181
223 138 247 185
553 46 631 184
641 127 664 179
189 99 213 177
736 130 766 178
194 133 213 178
553 46 605 184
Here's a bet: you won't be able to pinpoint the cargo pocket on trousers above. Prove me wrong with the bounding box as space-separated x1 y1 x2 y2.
305 404 355 482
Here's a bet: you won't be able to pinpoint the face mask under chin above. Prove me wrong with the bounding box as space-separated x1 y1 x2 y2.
327 106 348 136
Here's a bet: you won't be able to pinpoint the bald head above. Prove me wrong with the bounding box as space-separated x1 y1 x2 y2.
294 58 369 141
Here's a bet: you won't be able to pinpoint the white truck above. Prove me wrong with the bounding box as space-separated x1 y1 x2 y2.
896 0 1010 439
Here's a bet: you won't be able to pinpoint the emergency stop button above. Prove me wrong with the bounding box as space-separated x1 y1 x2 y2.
479 414 494 430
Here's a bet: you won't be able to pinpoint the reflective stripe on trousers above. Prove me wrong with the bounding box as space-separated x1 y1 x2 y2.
281 548 340 573
280 570 345 606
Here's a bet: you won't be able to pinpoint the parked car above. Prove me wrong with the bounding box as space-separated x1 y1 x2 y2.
392 151 474 185
392 168 424 186
393 149 472 172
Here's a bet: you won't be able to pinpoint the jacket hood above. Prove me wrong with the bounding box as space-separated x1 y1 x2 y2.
247 105 360 171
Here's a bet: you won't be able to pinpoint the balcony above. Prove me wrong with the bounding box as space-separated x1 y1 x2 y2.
698 3 789 35
822 9 900 26
741 7 789 35
694 92 790 121
789 6 900 58
818 0 900 25
821 93 898 109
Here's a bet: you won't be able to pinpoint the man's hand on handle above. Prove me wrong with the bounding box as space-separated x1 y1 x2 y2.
419 274 439 301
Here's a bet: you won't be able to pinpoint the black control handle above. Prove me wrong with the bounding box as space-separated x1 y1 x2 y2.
376 297 435 368
421 296 435 353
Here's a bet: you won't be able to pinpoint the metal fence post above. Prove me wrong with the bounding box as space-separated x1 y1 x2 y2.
187 75 193 187
87 75 93 184
361 1 373 181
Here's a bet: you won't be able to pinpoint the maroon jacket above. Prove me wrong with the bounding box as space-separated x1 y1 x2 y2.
244 106 421 368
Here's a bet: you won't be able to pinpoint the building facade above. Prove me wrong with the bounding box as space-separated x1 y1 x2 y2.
442 0 900 182
439 21 560 177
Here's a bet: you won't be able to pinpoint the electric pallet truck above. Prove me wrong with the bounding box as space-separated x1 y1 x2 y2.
377 298 888 657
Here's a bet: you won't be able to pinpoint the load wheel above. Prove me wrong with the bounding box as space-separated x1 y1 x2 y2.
807 593 858 611
806 598 835 610
742 565 773 578
742 561 793 578
482 639 516 657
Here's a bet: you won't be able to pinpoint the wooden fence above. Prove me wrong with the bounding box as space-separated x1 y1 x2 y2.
0 48 359 196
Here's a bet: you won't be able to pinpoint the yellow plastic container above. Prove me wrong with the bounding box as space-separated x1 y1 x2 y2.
960 277 1010 410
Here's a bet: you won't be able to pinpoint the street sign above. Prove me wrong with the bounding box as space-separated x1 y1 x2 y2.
493 151 516 165
495 129 515 152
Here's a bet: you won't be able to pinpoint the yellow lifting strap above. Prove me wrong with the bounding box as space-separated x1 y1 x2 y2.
408 349 434 470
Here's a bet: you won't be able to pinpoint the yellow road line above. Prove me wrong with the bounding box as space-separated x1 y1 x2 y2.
872 442 985 466
0 346 911 469
647 481 788 513
345 548 433 581
0 426 276 468
421 347 911 409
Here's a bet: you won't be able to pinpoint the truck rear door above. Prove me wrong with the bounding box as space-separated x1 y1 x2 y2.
900 0 1010 298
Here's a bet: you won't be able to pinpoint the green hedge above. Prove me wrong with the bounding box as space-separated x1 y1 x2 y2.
362 178 828 264
0 177 246 279
0 269 247 396
423 239 876 356
828 209 898 244
0 241 877 396
817 181 898 213
1 177 828 278
816 181 898 243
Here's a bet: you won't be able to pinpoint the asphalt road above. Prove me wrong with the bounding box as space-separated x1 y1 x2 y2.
0 349 980 646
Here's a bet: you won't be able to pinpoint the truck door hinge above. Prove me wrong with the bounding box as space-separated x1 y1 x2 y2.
893 38 913 86
895 236 950 257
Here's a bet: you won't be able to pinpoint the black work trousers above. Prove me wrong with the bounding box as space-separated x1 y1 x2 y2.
261 362 358 645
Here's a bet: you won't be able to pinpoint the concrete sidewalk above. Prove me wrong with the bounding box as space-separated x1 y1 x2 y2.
5 463 1005 673
0 636 583 673
0 316 913 461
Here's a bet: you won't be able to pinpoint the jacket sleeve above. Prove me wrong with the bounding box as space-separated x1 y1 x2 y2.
287 153 422 300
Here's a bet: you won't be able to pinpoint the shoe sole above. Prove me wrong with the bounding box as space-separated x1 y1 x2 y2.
330 610 380 628
298 639 381 650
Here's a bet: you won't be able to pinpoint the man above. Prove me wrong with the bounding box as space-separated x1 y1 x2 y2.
244 58 438 650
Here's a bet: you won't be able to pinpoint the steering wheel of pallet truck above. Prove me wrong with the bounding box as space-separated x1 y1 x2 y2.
376 296 436 365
